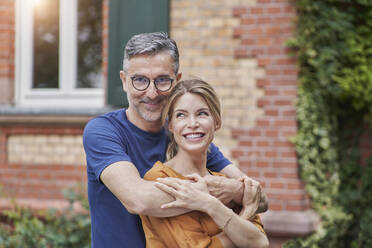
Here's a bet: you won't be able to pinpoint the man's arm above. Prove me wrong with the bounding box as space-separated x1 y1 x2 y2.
212 164 269 213
100 161 190 217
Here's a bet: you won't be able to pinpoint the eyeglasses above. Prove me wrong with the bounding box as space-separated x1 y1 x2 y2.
130 75 174 92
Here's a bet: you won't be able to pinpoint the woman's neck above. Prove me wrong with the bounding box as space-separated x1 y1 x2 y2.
165 149 209 177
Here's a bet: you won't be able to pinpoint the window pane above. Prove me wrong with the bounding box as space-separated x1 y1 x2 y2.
33 0 60 89
77 0 103 88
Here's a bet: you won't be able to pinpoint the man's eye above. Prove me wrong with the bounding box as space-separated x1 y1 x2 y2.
155 77 172 83
134 76 148 83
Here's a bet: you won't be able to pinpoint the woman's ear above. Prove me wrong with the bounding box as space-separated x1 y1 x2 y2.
215 122 221 131
168 120 174 133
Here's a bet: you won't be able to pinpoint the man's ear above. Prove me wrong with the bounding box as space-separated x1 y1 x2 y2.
120 71 128 92
176 72 182 82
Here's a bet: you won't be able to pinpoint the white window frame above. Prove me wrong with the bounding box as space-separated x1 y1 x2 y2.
15 0 104 108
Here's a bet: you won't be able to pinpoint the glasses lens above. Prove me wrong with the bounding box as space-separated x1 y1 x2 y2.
132 76 149 90
155 77 173 91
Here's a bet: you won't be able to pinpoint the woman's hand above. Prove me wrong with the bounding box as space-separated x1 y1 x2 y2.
155 174 216 212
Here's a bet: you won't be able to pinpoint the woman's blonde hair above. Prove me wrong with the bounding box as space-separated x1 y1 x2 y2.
162 78 222 160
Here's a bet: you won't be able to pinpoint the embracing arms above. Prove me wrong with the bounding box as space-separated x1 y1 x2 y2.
100 161 189 217
101 162 268 217
156 174 269 248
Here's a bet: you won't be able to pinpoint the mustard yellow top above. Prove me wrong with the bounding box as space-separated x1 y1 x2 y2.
140 161 265 248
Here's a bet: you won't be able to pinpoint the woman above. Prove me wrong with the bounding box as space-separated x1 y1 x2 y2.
140 79 269 248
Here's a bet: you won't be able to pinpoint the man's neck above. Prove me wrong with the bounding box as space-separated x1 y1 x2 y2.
126 108 163 133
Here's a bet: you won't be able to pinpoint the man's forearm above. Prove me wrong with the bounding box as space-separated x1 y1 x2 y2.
100 161 190 218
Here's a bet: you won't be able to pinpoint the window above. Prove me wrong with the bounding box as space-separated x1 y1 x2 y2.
15 0 104 108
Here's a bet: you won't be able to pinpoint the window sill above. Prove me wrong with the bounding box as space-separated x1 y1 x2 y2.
0 106 116 126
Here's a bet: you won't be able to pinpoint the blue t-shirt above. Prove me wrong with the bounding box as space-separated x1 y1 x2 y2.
83 109 231 248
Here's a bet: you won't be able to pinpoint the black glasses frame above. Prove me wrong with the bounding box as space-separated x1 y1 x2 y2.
130 76 174 92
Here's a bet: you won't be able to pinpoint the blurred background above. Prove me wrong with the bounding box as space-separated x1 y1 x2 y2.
0 0 371 247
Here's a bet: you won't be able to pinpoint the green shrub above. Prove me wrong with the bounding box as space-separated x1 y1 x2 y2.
0 187 91 248
284 0 372 247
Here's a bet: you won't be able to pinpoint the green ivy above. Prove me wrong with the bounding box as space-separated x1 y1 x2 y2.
0 187 91 248
284 0 372 247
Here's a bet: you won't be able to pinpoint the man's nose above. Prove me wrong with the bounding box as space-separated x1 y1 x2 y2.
145 82 159 99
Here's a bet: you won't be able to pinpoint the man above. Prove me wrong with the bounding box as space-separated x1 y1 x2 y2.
83 32 267 248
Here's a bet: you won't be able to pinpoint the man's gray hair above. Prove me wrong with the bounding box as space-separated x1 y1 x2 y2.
123 32 179 74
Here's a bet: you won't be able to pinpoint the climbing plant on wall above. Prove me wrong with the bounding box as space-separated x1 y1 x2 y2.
284 0 372 247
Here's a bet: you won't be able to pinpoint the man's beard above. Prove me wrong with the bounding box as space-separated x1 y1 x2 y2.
127 94 166 122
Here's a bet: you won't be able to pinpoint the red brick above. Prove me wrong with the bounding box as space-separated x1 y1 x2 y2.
287 204 307 211
269 202 283 211
267 47 282 55
266 69 281 75
274 120 296 127
264 151 278 157
267 7 282 14
233 7 248 17
281 151 296 158
270 182 284 189
274 99 293 106
258 58 272 66
241 17 255 25
273 140 293 149
231 129 247 138
264 171 278 178
283 69 298 75
234 48 248 58
257 17 273 24
282 172 298 179
265 89 279 96
265 129 278 136
231 149 244 158
256 79 270 88
257 140 270 147
257 98 271 107
283 109 296 116
250 7 264 14
271 193 304 201
249 130 262 136
273 162 297 168
266 26 281 35
288 181 304 190
241 38 256 45
245 27 264 35
257 161 269 167
239 140 253 146
256 119 270 126
265 110 279 117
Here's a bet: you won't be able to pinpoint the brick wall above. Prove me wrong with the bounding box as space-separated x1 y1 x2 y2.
0 0 14 105
0 126 86 209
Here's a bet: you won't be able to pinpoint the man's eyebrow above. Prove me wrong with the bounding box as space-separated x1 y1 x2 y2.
156 74 172 78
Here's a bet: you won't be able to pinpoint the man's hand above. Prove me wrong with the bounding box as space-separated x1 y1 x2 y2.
204 175 244 205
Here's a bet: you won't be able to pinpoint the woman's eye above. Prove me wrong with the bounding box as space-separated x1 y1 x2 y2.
199 111 209 116
175 113 185 118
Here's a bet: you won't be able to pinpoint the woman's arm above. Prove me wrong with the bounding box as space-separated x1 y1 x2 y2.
156 174 269 248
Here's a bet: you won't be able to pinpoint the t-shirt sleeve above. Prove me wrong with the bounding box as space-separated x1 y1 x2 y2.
83 117 132 181
206 143 231 172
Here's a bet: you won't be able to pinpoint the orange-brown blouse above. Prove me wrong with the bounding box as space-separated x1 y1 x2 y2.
140 161 265 248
